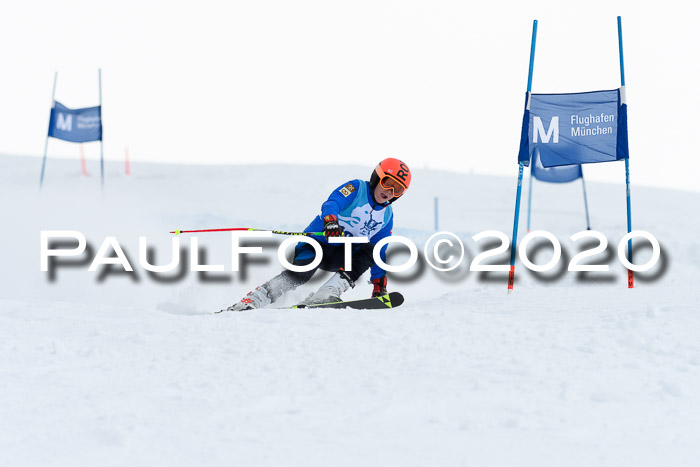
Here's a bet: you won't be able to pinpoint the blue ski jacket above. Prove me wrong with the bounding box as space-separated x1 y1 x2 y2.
303 179 393 280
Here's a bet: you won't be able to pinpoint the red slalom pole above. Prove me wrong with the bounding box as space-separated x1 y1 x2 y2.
80 144 89 176
125 147 131 175
170 227 325 237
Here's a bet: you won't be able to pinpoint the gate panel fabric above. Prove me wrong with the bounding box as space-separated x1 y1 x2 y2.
48 101 102 143
517 89 628 167
531 149 582 183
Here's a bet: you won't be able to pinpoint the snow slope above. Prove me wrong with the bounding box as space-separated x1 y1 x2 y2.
1 155 699 466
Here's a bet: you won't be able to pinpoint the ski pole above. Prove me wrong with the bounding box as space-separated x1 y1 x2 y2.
170 227 326 237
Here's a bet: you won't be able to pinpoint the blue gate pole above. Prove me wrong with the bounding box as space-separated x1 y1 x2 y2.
39 72 58 188
581 172 591 230
618 16 633 288
434 196 439 231
99 68 104 188
526 168 533 232
509 19 538 293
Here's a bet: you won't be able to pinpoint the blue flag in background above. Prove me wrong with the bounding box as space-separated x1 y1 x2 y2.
518 88 628 167
48 101 102 143
531 149 582 183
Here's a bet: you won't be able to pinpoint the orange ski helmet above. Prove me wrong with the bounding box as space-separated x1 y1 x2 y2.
369 157 411 202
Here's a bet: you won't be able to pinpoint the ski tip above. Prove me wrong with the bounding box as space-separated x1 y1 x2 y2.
389 292 404 308
172 229 181 235
376 292 404 308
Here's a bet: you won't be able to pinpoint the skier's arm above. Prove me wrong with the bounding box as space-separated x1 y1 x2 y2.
320 180 360 218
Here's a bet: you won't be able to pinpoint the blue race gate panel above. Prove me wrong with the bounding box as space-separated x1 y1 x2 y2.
518 89 629 167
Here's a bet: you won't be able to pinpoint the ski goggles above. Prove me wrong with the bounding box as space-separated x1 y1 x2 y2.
375 165 408 197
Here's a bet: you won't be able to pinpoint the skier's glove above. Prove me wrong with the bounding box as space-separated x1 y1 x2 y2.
323 214 345 238
371 276 387 297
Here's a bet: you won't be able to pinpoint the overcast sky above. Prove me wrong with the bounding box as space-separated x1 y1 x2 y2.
1 0 698 192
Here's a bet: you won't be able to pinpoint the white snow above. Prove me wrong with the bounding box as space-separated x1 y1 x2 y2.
1 155 699 466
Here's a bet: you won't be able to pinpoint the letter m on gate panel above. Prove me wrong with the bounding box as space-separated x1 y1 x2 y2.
56 113 72 132
533 116 559 143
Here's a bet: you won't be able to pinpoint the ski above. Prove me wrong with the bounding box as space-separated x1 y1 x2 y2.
289 292 404 310
216 292 404 313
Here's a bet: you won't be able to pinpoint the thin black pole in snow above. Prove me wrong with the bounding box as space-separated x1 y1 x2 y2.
581 172 591 230
39 72 57 188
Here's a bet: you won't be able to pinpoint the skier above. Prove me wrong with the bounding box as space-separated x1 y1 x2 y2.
224 157 412 311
